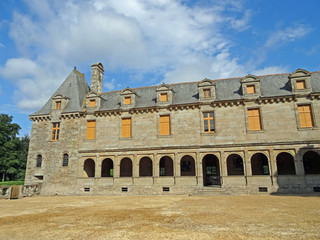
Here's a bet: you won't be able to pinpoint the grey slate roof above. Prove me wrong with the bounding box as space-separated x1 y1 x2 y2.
32 70 320 115
31 69 89 116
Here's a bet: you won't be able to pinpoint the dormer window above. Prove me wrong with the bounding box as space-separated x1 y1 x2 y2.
198 79 215 102
89 100 96 108
296 80 306 90
160 93 168 102
241 74 260 99
203 89 211 98
289 68 312 94
247 85 256 94
55 101 61 109
124 96 131 105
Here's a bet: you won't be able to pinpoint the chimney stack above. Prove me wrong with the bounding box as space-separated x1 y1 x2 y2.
90 63 104 93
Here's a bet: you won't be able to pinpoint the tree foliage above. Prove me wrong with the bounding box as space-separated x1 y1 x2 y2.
0 114 29 181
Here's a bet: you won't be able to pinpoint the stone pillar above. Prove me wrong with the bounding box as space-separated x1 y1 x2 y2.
95 153 101 178
220 151 228 177
269 149 277 177
133 154 139 178
244 149 252 176
154 154 159 177
114 155 120 178
175 152 180 177
294 148 305 175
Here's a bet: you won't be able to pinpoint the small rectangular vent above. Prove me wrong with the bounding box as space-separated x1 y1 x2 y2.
259 187 268 192
84 188 90 192
163 187 170 192
122 187 128 192
313 187 320 192
35 176 43 180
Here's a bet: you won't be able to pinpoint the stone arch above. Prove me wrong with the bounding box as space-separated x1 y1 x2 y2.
139 157 153 177
159 156 173 176
120 157 133 177
83 159 95 177
202 154 220 186
227 154 244 175
303 151 320 174
101 158 114 177
180 155 195 176
62 153 69 167
251 153 269 175
276 152 296 175
36 154 42 168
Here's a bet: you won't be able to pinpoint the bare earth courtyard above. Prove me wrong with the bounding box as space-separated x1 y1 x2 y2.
0 195 319 240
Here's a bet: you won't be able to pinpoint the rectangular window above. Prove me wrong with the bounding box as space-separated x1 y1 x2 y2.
203 112 214 132
298 105 313 128
296 80 306 90
51 123 60 141
160 93 168 102
247 85 255 94
89 99 96 107
55 101 61 109
248 108 262 130
86 120 96 139
122 118 131 138
124 97 131 105
160 115 170 135
203 89 211 98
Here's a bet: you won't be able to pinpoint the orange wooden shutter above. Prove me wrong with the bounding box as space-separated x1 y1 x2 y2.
124 97 131 105
203 89 211 98
89 100 96 107
296 80 306 90
247 85 255 94
55 101 61 109
298 105 313 128
160 93 168 102
160 115 170 135
248 109 261 130
86 120 96 139
122 118 131 138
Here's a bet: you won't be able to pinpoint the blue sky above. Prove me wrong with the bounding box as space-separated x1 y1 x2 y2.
0 0 320 136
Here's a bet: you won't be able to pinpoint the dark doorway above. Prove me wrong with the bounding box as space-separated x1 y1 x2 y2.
101 158 114 177
159 156 174 176
202 154 220 186
180 155 196 176
139 157 153 176
251 153 269 175
276 152 296 175
303 151 320 174
227 154 244 175
120 158 132 177
83 159 95 177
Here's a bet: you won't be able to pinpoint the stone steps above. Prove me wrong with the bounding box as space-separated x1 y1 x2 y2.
191 186 230 196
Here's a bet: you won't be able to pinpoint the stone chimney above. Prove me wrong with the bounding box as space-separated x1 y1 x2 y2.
90 63 104 93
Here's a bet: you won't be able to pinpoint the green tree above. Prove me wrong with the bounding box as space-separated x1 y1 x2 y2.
0 114 29 181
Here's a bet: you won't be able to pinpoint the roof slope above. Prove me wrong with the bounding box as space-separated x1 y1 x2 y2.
31 69 89 116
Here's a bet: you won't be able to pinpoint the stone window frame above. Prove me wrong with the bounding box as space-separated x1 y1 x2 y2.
157 113 172 137
52 95 69 111
156 83 173 105
244 106 265 133
120 116 133 139
294 102 317 130
289 68 312 94
62 153 69 167
198 78 216 102
86 92 100 110
241 74 261 99
121 88 136 108
201 111 215 134
51 122 61 141
86 119 96 140
36 154 42 168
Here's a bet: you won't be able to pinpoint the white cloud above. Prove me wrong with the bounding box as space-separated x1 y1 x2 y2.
252 66 289 76
265 25 311 48
0 43 4 47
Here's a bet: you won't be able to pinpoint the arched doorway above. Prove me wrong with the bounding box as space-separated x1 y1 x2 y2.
180 155 195 176
83 159 95 177
276 152 296 175
251 153 269 175
202 154 220 186
139 157 153 176
303 151 320 174
159 156 173 176
120 158 132 177
226 154 244 175
101 158 114 177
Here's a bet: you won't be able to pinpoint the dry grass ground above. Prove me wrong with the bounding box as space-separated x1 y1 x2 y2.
0 194 319 240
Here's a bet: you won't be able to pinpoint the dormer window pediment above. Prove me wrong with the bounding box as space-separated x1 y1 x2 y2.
156 83 173 105
52 95 69 110
198 78 216 101
121 87 136 108
289 68 312 94
241 74 261 98
85 92 100 110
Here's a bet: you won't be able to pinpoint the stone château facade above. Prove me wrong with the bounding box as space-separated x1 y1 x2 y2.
25 63 320 195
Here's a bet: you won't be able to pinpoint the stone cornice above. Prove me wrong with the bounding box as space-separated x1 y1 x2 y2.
29 115 51 122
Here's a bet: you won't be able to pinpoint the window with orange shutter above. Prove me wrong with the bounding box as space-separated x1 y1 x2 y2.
160 115 170 135
247 85 255 94
160 93 168 102
89 100 96 107
51 122 60 141
298 105 313 128
86 120 96 139
122 118 131 138
296 80 306 90
203 89 211 98
124 97 131 105
248 109 262 131
55 101 61 109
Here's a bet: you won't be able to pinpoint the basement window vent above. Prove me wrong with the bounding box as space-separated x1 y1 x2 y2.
163 187 170 192
84 188 90 192
313 187 320 192
122 187 128 192
35 176 43 180
259 187 268 192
